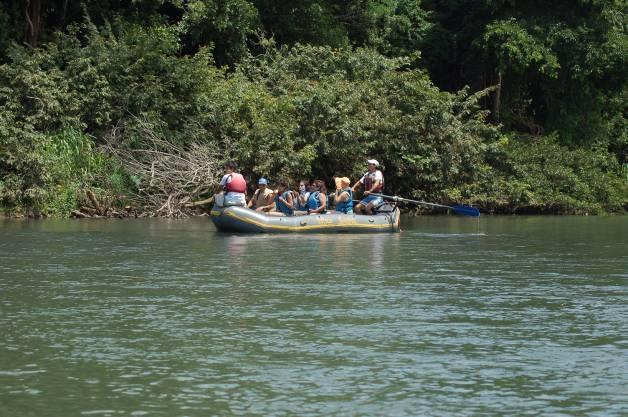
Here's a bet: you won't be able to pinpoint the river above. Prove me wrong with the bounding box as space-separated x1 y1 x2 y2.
1 216 627 416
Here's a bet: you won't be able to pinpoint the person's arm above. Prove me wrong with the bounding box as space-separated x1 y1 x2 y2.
262 190 277 211
259 202 274 212
336 190 349 202
352 175 365 193
247 189 258 208
217 174 229 193
299 192 309 206
266 190 276 206
364 179 381 196
259 192 276 212
279 192 295 210
309 193 327 214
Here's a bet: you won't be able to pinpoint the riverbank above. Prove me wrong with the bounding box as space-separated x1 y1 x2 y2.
2 30 626 219
1 202 624 220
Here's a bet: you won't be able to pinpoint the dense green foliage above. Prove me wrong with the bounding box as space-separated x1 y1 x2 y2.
0 1 625 216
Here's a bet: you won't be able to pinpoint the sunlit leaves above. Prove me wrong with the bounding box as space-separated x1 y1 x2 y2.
482 18 560 78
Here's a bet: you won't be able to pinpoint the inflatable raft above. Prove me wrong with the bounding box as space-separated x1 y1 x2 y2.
210 204 400 233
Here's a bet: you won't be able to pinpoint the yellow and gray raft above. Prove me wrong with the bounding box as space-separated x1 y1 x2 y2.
210 205 400 233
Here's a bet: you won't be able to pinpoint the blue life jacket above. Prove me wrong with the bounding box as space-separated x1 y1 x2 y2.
275 191 294 215
308 191 332 211
335 188 353 214
307 191 323 210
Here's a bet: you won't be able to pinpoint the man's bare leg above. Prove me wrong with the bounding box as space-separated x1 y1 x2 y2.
266 211 286 217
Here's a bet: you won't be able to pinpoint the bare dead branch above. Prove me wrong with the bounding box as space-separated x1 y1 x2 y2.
104 117 221 217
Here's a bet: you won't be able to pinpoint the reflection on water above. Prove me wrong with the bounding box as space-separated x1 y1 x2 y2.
0 216 627 416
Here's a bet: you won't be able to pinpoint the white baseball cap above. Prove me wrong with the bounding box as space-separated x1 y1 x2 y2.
367 159 379 167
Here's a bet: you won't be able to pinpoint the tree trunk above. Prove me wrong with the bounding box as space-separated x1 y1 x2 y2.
25 0 41 47
60 0 69 28
493 69 502 123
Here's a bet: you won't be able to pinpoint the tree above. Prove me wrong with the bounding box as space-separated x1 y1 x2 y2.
253 0 349 47
179 0 261 65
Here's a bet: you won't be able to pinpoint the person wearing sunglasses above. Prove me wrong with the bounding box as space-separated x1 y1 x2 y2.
289 180 311 215
294 180 310 210
352 159 384 215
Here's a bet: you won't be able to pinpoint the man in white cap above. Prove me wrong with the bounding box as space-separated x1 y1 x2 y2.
352 159 384 215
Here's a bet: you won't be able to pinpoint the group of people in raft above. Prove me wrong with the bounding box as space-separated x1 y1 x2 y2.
216 159 385 216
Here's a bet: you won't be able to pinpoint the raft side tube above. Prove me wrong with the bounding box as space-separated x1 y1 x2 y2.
210 205 400 233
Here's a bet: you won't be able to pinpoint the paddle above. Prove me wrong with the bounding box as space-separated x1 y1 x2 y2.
371 193 480 217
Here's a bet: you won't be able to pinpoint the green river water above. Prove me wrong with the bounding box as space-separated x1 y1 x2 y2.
1 216 627 416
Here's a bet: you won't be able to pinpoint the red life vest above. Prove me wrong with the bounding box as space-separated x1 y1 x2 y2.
225 173 247 193
364 171 384 192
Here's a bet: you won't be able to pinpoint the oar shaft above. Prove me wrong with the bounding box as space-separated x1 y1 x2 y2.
372 194 451 210
372 193 480 217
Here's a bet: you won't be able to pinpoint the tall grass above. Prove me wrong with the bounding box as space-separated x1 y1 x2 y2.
42 128 133 216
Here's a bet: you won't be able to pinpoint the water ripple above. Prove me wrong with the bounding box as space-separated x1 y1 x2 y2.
1 216 627 416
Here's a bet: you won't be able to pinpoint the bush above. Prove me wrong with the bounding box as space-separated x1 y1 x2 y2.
0 21 624 216
471 134 627 213
235 44 499 202
41 129 133 217
0 20 216 214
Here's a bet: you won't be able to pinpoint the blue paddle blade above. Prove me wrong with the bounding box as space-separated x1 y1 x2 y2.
452 205 480 217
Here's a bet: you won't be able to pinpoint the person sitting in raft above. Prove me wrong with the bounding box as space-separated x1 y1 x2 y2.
333 177 353 214
307 180 328 215
216 161 247 207
290 180 310 215
295 180 310 211
267 180 295 217
247 177 274 212
352 159 384 215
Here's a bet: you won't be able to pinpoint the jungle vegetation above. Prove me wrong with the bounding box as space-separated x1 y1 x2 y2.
0 0 626 216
